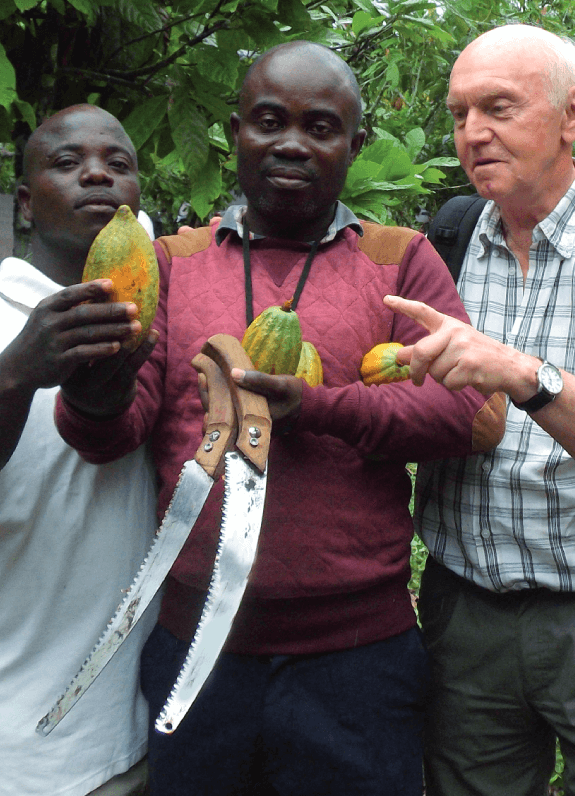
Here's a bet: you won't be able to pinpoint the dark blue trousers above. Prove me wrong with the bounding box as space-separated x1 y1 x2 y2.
141 624 429 796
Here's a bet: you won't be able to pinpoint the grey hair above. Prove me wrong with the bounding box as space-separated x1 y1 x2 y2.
543 35 575 108
485 24 575 109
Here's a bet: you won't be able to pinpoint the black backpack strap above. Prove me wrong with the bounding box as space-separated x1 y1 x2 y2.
427 194 487 284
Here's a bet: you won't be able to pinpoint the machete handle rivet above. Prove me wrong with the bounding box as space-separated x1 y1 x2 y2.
249 438 259 447
248 427 261 438
209 431 221 442
204 442 214 452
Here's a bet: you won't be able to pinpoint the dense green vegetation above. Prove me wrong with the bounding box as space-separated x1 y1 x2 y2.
0 0 573 236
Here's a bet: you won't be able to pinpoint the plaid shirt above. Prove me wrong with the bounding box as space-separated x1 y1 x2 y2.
415 179 575 592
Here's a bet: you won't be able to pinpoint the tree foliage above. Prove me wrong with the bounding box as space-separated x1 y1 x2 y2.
0 0 574 238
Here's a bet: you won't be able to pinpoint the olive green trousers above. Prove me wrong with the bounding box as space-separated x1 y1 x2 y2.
419 558 575 796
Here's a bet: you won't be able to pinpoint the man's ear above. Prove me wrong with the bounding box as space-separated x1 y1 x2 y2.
561 86 575 146
230 112 240 147
349 128 367 165
16 183 33 223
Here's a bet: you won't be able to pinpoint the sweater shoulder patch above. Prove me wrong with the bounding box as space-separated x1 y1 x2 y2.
358 222 419 265
156 226 212 262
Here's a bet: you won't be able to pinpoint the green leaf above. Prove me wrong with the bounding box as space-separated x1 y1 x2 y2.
391 0 435 11
13 98 35 130
122 95 168 151
239 10 282 46
353 0 376 13
419 167 446 184
195 46 239 89
426 25 455 45
116 0 162 30
422 156 460 167
319 5 338 23
0 43 16 110
386 61 400 89
277 0 311 28
355 136 416 182
13 0 39 9
169 91 209 183
352 10 372 35
221 0 241 11
189 147 222 219
0 0 15 20
66 0 97 22
405 127 425 160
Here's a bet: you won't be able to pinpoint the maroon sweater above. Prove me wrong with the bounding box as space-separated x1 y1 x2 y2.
57 223 501 654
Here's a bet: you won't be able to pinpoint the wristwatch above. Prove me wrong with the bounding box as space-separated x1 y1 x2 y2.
511 360 563 412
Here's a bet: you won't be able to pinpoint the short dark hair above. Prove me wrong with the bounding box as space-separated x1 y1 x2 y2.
239 41 363 132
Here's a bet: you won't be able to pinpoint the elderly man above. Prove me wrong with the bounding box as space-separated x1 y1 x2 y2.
385 24 575 796
55 42 502 796
0 105 160 794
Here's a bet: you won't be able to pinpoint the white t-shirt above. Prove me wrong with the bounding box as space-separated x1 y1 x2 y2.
0 257 160 795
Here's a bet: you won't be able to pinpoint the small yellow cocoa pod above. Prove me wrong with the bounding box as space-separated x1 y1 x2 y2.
360 342 410 386
295 341 323 386
82 205 159 350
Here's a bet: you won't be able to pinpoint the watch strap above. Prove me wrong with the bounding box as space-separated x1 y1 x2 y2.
511 390 556 412
511 360 562 412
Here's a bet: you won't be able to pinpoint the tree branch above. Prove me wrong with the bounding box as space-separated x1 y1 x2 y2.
104 18 231 80
57 67 148 89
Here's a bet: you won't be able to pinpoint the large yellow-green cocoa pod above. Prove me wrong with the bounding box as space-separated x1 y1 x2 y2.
295 341 323 386
360 342 410 386
82 205 159 350
242 300 303 375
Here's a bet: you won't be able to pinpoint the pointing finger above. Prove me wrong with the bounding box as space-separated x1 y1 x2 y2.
383 295 446 335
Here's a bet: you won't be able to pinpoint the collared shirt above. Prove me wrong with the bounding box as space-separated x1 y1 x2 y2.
416 178 575 592
214 200 363 245
0 257 160 794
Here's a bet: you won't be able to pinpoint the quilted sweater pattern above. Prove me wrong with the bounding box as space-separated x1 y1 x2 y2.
57 224 489 654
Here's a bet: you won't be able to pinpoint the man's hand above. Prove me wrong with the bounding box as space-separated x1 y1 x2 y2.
230 369 303 430
383 295 537 398
0 278 156 416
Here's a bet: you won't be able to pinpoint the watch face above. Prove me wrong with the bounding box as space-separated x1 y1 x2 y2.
540 362 563 395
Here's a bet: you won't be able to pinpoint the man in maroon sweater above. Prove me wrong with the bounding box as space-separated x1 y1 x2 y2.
56 42 503 796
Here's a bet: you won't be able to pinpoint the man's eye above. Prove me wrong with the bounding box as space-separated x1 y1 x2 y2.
259 117 281 131
54 157 77 169
309 123 332 135
110 159 130 170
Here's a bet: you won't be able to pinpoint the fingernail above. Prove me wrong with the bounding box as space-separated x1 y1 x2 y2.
231 368 245 383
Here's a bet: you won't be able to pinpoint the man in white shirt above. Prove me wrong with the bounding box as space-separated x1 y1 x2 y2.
0 104 159 795
383 24 575 796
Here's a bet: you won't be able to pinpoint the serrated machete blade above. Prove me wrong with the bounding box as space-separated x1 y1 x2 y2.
36 460 215 736
155 451 267 734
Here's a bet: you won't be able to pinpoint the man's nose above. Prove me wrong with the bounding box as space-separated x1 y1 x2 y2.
461 109 492 144
80 159 114 184
270 127 312 159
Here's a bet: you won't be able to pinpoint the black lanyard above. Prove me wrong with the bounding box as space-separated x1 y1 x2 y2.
242 220 321 327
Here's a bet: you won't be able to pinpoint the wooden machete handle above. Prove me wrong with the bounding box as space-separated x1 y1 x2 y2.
201 334 272 474
191 352 238 480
